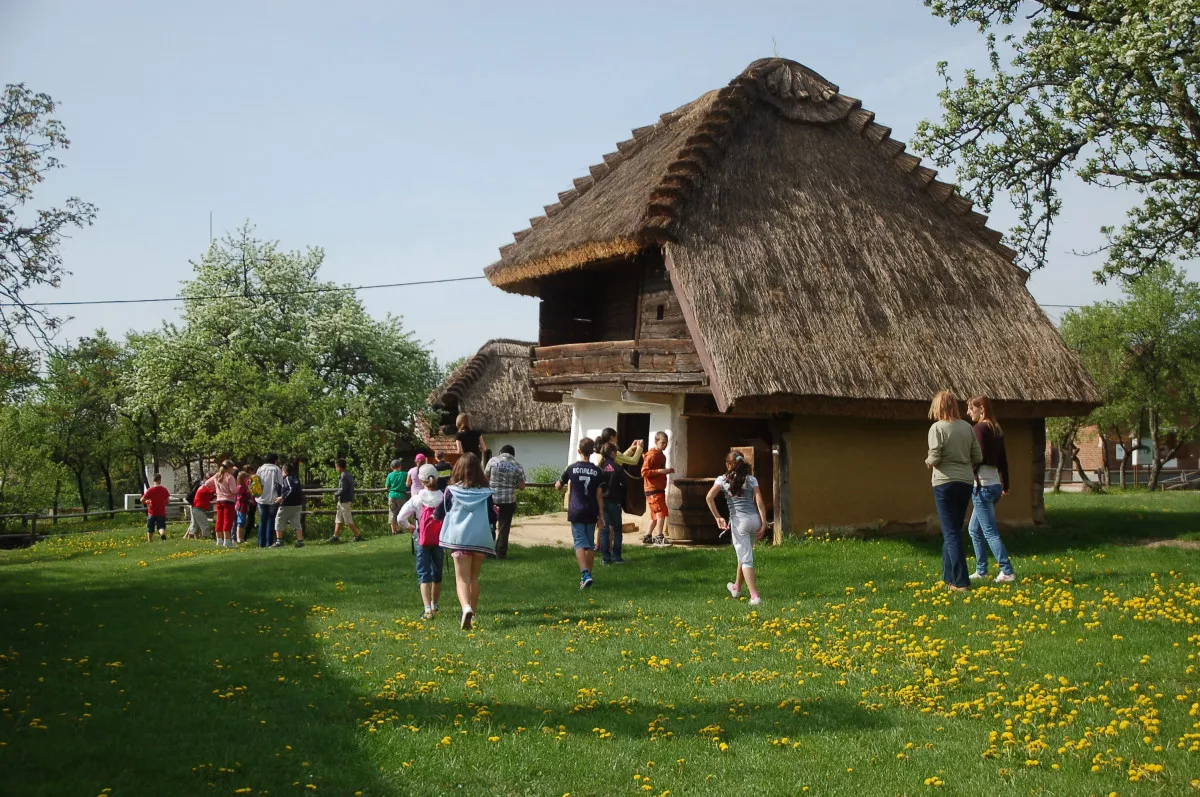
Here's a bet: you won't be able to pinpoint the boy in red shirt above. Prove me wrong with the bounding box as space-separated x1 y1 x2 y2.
641 431 675 547
142 472 171 542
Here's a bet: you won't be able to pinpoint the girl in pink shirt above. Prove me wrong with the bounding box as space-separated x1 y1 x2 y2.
206 460 238 548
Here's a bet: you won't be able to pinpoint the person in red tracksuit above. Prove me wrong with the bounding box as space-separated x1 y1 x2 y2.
206 460 238 549
142 472 171 542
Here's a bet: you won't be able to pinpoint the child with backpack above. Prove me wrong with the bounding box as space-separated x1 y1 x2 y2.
397 463 445 620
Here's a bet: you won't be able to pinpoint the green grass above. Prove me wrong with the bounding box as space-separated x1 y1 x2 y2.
1 492 1198 796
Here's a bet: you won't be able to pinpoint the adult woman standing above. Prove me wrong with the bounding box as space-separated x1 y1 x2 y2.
454 414 486 461
966 395 1016 583
925 390 982 592
435 453 496 630
705 450 769 606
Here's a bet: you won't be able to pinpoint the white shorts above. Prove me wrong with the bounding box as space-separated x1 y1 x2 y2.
335 502 354 525
730 516 760 568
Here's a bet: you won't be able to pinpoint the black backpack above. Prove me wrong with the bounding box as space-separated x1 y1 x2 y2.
185 479 201 505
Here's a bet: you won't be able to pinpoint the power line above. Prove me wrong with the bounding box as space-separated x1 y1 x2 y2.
3 275 1091 312
2 274 490 308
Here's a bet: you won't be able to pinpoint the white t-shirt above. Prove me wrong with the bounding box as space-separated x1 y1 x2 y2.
715 474 759 521
256 463 282 504
977 465 1002 487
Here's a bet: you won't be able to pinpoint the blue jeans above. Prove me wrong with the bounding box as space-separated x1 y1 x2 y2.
597 501 624 562
416 545 444 584
257 502 279 547
933 482 972 588
969 484 1013 575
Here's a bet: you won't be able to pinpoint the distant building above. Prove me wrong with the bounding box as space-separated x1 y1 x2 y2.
427 339 571 471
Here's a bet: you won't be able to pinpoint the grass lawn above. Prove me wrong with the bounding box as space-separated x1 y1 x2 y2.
1 492 1198 796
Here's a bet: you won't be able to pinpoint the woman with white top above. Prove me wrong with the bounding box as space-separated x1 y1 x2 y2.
706 450 769 606
966 395 1015 583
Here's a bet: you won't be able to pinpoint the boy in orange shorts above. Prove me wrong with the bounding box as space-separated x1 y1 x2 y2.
641 431 674 547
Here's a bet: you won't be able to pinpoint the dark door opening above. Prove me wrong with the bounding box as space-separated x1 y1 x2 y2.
617 412 651 516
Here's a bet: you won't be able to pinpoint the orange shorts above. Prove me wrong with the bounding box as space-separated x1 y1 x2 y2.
646 492 669 519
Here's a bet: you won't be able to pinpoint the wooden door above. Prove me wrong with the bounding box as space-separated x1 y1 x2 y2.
617 412 650 516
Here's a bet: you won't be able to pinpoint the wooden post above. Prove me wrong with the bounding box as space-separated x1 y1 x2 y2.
769 415 791 544
1032 418 1046 526
28 514 37 547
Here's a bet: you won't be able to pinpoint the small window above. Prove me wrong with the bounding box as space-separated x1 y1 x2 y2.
656 304 664 320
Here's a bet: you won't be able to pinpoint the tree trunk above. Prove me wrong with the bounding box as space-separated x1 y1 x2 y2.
1147 409 1162 492
73 467 90 513
52 478 61 524
1072 448 1103 493
1052 446 1067 492
1118 454 1127 489
101 463 115 518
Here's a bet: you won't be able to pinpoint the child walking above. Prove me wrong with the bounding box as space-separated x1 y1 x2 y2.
597 442 626 565
234 471 253 545
274 462 306 547
435 453 496 630
328 458 362 543
397 463 445 620
386 458 409 535
206 460 237 548
142 472 170 542
641 431 675 546
189 475 215 539
556 438 604 588
705 451 769 606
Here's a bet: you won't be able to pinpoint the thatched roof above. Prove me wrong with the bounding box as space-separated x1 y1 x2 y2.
430 340 571 433
484 58 1100 415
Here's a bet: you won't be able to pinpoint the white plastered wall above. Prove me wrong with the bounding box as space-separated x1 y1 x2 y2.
487 432 571 475
564 389 688 497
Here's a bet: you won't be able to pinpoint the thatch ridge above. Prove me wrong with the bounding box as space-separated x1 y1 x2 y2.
430 339 571 434
487 58 1020 294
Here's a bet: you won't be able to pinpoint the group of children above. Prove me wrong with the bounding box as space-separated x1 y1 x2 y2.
390 426 769 629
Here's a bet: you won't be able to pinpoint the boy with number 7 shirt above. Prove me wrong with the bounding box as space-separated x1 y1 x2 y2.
556 438 604 590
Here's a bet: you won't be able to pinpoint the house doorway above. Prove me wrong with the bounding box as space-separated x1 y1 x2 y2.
617 412 650 515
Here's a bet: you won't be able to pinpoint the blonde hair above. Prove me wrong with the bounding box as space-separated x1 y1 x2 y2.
928 390 960 422
968 395 1003 436
456 413 470 431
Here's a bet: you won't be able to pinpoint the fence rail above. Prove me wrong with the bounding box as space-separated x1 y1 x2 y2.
0 482 565 546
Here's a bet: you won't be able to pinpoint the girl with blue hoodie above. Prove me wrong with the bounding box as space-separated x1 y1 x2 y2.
434 453 496 630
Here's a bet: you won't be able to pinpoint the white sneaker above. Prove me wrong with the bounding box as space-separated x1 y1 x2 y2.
727 582 740 599
969 571 987 581
994 572 1016 583
460 607 474 631
748 597 762 607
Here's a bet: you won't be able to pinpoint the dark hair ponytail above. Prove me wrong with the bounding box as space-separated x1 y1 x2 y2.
724 450 750 496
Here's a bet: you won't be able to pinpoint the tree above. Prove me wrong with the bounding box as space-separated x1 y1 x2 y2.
915 1 1200 281
1046 415 1085 492
129 225 439 483
1059 266 1200 491
0 84 97 358
40 331 127 514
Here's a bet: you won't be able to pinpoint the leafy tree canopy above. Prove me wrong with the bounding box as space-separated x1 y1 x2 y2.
915 0 1200 281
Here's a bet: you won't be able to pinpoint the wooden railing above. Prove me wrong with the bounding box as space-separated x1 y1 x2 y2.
531 339 708 389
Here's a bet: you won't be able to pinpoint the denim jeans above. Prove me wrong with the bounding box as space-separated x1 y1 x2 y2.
416 545 444 584
257 502 279 547
933 481 973 588
597 501 624 562
969 484 1013 575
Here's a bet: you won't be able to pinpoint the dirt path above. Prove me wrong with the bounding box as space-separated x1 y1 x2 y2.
508 512 651 549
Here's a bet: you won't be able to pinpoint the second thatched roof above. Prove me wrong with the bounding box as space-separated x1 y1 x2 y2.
485 58 1100 416
430 340 571 433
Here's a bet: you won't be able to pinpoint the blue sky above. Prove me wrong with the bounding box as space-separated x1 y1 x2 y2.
1 0 1150 363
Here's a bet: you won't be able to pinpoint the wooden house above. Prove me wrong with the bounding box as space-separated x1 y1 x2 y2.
483 58 1100 540
428 339 572 470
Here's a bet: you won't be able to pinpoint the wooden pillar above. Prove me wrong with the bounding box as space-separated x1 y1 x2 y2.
1032 418 1046 526
769 416 791 543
